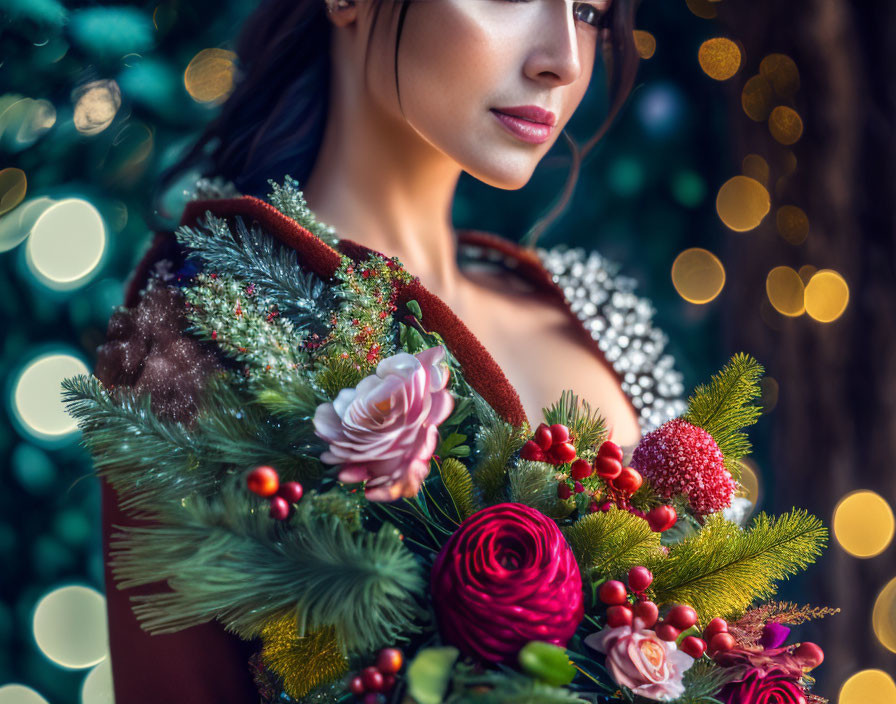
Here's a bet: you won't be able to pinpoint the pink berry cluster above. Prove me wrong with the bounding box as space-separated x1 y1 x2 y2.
597 567 729 660
348 648 403 703
246 466 304 520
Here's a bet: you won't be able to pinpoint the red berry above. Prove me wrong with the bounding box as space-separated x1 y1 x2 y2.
594 456 623 479
269 496 290 520
277 481 304 504
606 604 634 628
361 666 384 692
247 466 280 497
627 566 654 593
792 642 824 670
680 636 707 659
534 423 553 451
381 674 396 691
549 423 570 444
709 632 737 654
666 605 698 631
573 481 584 493
598 440 624 462
703 618 729 641
376 648 403 674
588 501 600 513
655 623 680 641
633 600 659 628
557 482 572 500
550 442 577 464
362 695 384 704
349 676 366 696
613 467 643 494
598 580 628 605
520 440 546 462
570 458 593 480
646 504 678 532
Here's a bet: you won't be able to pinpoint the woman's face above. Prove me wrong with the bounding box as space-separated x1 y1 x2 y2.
347 0 609 190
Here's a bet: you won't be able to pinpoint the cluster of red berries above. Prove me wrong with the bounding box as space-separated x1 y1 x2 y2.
597 567 716 660
521 423 578 464
348 648 403 703
246 466 304 520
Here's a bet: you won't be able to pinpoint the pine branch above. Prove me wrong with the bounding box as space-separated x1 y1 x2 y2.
509 460 574 519
470 392 528 503
542 390 608 455
671 659 735 704
111 487 427 655
683 353 764 467
266 175 340 248
447 666 589 704
438 457 478 520
651 510 828 622
562 509 663 582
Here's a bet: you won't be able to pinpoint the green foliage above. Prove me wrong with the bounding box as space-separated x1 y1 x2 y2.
313 355 366 399
671 659 735 704
447 664 588 704
508 460 574 519
470 391 528 503
683 353 765 474
542 390 608 455
111 488 427 654
651 510 828 622
439 457 478 520
266 175 340 247
562 509 663 583
407 647 460 704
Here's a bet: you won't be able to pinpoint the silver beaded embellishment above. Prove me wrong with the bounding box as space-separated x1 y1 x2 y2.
534 245 688 434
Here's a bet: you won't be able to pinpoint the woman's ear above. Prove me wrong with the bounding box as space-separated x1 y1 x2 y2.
325 0 358 27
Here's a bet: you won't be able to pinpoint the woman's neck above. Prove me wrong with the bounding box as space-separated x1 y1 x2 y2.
302 68 466 304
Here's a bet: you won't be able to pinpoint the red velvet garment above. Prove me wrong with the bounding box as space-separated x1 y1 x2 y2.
96 195 632 702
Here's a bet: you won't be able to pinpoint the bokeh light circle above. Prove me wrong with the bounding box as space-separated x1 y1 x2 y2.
776 205 810 245
804 269 849 322
833 490 894 558
0 685 51 704
633 30 656 60
742 154 769 186
81 657 114 704
839 669 896 704
685 0 718 21
0 167 27 216
72 80 121 136
26 197 106 289
872 577 896 653
698 38 742 81
766 266 805 317
671 248 726 304
716 175 771 232
735 458 762 508
0 196 54 253
33 585 108 668
768 106 804 145
184 48 237 104
11 351 89 441
741 75 774 122
759 53 801 99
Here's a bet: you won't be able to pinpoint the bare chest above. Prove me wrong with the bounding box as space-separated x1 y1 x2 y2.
449 268 643 447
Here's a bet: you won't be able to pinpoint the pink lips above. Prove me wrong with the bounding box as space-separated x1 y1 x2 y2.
491 105 556 145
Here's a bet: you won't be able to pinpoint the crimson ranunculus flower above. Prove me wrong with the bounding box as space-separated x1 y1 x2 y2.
718 666 808 704
430 503 584 664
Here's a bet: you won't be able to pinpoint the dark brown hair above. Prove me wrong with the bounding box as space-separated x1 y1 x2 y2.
155 0 642 246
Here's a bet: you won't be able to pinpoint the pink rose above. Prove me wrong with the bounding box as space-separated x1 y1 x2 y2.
431 503 584 664
585 620 694 701
313 345 454 501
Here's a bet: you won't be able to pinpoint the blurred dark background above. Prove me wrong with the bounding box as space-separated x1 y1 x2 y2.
1 0 893 701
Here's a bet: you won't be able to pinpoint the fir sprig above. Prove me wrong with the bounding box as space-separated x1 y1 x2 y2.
266 175 340 247
509 460 574 519
470 392 529 503
111 488 427 654
650 510 828 621
542 390 608 456
683 353 764 473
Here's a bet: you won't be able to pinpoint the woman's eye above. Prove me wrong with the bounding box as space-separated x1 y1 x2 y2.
572 2 606 28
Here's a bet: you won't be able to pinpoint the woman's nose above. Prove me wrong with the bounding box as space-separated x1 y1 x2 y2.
523 1 584 86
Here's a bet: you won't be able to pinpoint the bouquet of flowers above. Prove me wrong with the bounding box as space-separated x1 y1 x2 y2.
62 177 835 704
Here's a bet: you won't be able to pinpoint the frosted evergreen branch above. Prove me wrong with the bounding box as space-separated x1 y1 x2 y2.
110 489 427 654
266 175 340 248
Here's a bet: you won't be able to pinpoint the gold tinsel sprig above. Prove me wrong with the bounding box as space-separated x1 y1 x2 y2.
260 612 349 699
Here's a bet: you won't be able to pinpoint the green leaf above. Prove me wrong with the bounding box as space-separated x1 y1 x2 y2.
407 647 459 704
406 299 423 319
518 642 576 687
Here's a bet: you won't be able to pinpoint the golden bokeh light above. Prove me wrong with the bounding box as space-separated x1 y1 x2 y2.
0 166 27 216
33 585 108 668
671 248 726 304
633 30 657 60
698 38 742 81
81 658 114 704
804 269 849 323
839 670 896 704
12 352 89 441
0 685 50 704
872 577 896 654
716 175 771 232
766 266 805 317
26 198 106 289
768 106 804 145
735 458 762 508
759 53 801 99
798 265 817 283
742 154 770 186
833 490 895 558
685 0 718 20
776 205 809 245
184 48 237 104
741 75 774 122
759 376 779 414
73 80 121 136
